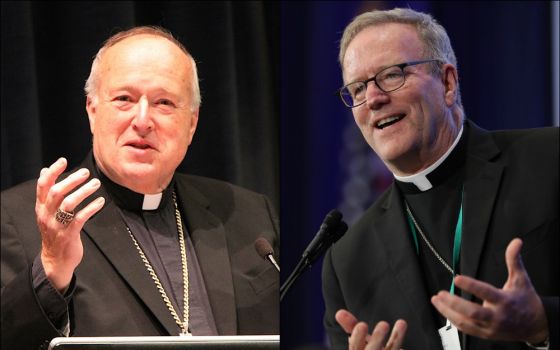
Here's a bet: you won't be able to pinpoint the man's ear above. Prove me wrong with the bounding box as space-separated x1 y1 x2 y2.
186 108 199 146
86 96 97 134
442 64 459 107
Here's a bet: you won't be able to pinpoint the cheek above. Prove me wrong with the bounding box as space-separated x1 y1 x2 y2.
352 108 368 126
405 89 437 123
417 83 446 116
160 121 190 149
95 109 129 138
418 97 445 127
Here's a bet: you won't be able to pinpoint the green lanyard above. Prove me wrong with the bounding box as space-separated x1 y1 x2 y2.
405 193 463 295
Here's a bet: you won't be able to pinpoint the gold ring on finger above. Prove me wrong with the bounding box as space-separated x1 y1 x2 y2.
55 208 75 225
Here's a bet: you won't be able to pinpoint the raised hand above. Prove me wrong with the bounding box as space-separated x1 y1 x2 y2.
336 309 408 350
35 157 105 292
431 238 549 344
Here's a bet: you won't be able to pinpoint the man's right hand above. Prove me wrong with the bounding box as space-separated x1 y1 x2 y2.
335 309 408 350
35 157 105 292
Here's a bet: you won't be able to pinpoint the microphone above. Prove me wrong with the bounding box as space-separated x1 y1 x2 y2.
254 237 280 272
305 219 348 265
280 210 348 301
301 210 342 262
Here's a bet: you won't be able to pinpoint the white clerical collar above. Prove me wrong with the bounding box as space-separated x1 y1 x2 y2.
394 125 464 192
142 193 163 210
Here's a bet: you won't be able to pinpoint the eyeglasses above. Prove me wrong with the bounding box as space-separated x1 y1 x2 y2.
338 59 441 108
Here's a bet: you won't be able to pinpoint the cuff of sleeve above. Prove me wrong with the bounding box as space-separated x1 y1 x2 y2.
32 255 76 329
526 295 559 350
525 338 549 350
539 296 559 350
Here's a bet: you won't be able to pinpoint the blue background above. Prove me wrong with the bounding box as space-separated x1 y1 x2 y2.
280 1 557 349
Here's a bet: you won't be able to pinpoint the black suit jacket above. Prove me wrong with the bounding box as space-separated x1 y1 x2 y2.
323 122 559 349
1 156 279 350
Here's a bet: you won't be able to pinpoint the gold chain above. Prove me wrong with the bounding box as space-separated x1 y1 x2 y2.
126 192 191 336
404 202 454 275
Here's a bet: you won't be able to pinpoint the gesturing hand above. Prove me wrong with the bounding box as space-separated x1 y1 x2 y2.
35 157 105 292
431 238 549 345
335 309 408 350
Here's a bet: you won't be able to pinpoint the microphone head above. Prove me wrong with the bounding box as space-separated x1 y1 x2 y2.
329 220 348 243
254 237 274 259
323 209 342 227
304 210 346 264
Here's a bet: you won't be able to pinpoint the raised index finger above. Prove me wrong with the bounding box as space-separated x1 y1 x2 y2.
36 157 68 202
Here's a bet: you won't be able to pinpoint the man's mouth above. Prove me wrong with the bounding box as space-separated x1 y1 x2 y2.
376 114 405 129
126 141 154 150
130 144 150 149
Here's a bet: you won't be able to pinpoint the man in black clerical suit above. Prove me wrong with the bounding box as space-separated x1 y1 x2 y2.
1 26 279 350
323 8 558 350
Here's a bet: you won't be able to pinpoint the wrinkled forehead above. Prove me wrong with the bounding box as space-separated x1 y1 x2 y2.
100 35 192 77
342 23 424 82
96 35 194 94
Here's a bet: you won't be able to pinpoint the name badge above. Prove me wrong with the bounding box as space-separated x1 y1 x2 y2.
438 319 461 350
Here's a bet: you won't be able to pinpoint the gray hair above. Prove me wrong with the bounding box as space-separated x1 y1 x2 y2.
339 8 462 109
84 26 201 110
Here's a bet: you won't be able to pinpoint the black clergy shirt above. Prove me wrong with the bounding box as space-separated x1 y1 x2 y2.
395 125 467 327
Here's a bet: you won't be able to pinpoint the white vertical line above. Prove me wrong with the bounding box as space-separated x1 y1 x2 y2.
553 1 559 126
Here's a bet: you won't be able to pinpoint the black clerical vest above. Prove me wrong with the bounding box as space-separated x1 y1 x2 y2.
95 166 219 335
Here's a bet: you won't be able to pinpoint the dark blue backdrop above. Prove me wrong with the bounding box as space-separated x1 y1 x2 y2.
280 2 557 349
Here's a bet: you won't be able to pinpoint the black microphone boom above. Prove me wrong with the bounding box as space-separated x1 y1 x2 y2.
280 210 348 301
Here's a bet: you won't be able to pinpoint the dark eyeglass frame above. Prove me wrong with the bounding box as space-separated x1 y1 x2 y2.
338 59 442 108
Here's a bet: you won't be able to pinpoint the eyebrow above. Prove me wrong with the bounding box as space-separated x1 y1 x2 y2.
346 61 405 84
108 85 181 99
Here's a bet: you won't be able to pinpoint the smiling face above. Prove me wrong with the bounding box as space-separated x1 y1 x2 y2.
343 23 461 176
86 34 198 194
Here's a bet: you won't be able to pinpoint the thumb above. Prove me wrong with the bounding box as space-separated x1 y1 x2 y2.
335 309 359 334
505 238 526 286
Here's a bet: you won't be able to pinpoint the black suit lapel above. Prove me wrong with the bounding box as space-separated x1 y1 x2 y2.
82 197 180 335
375 186 441 346
174 179 237 335
75 154 179 335
461 123 504 301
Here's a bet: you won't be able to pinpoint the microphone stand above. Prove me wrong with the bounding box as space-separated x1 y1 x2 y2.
280 219 347 302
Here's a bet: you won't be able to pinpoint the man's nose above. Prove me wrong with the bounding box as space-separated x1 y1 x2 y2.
365 82 390 110
132 96 154 134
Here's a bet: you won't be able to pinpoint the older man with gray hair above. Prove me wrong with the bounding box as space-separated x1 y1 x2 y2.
322 8 558 350
1 26 279 350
